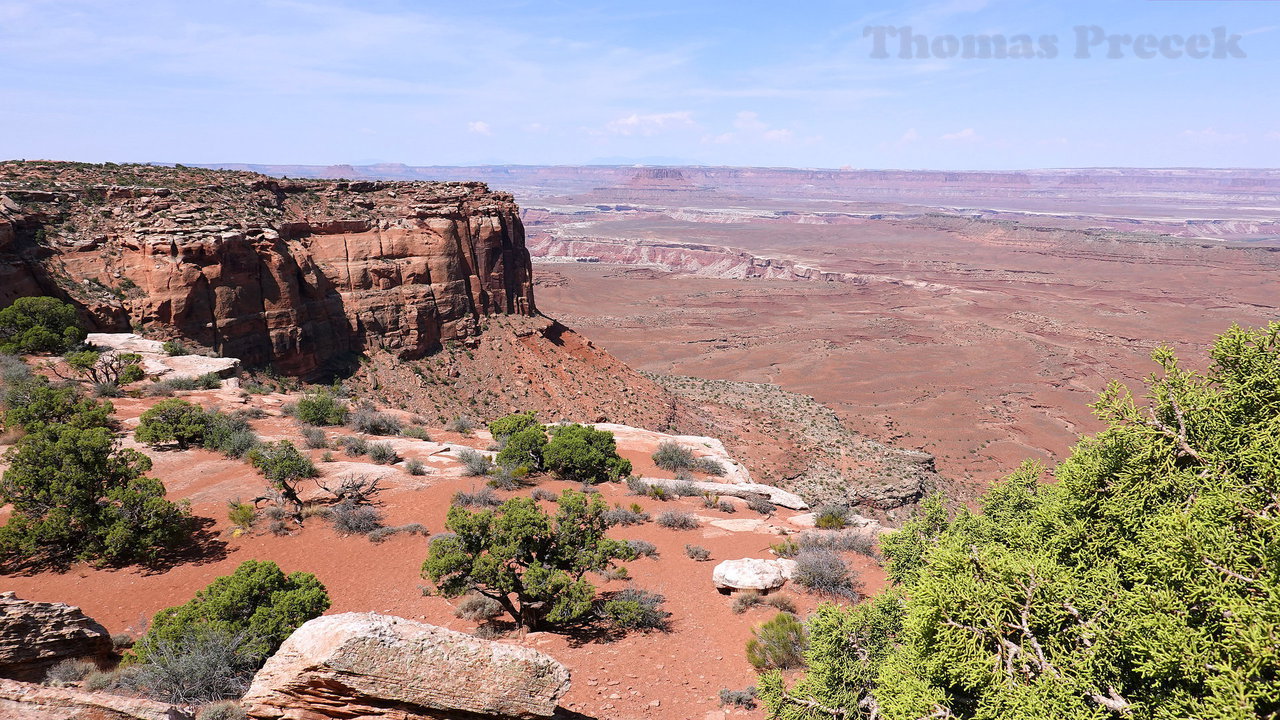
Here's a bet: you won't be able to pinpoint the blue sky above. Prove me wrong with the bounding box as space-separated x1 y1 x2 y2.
1 0 1276 169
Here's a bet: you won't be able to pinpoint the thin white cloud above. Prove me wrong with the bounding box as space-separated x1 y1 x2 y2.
1181 128 1245 144
941 128 980 142
467 121 492 135
604 111 696 136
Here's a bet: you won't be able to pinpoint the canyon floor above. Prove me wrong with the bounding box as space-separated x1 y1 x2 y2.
515 176 1280 489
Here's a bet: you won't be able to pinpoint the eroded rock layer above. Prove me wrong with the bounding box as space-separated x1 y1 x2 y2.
0 162 535 378
0 593 111 682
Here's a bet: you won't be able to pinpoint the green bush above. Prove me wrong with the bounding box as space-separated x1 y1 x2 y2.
746 612 807 670
496 426 546 470
543 424 632 484
599 587 670 630
405 458 426 476
813 504 849 530
132 560 329 666
135 398 210 449
293 393 347 426
0 297 86 355
161 340 189 357
488 412 539 440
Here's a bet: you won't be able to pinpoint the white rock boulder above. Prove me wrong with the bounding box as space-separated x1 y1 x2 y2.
712 558 798 592
242 613 570 719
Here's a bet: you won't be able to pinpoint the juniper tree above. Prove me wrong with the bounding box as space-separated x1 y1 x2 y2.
759 323 1280 720
422 489 630 630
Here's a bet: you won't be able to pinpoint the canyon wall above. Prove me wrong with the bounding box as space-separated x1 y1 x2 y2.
0 163 535 378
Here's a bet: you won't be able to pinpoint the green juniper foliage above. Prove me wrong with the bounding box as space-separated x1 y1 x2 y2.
759 323 1280 720
488 411 539 440
543 423 632 484
131 560 329 666
422 489 631 630
496 425 547 471
0 296 86 354
0 382 190 567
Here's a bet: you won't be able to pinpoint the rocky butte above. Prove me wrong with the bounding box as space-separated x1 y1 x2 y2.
0 161 534 379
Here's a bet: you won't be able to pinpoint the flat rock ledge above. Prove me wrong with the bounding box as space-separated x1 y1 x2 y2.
712 558 799 592
242 612 571 720
0 678 192 720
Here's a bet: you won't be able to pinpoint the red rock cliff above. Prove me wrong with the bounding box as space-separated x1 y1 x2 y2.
0 163 536 378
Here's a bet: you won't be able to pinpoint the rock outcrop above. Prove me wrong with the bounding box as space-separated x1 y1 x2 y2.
242 612 571 720
0 162 536 378
0 593 112 682
0 678 192 720
712 558 798 592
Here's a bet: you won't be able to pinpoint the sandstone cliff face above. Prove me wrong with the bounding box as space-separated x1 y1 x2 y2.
0 163 535 378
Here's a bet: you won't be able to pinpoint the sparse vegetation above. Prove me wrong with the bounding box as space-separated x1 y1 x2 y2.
403 425 431 441
602 504 649 526
792 548 860 599
368 442 400 465
367 523 427 543
746 495 776 515
457 448 492 476
329 502 384 535
531 488 558 502
44 657 96 685
405 458 426 475
339 435 369 457
445 414 476 434
453 486 501 508
656 510 699 530
814 503 849 529
455 593 504 622
161 340 189 357
720 686 758 709
300 425 328 449
685 544 712 561
350 407 401 435
626 539 659 558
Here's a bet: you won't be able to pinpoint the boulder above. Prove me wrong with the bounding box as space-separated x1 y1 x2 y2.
0 593 112 682
712 558 798 592
0 678 191 720
242 613 571 720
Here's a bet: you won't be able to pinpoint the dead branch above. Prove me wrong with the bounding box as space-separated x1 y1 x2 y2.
318 474 383 505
